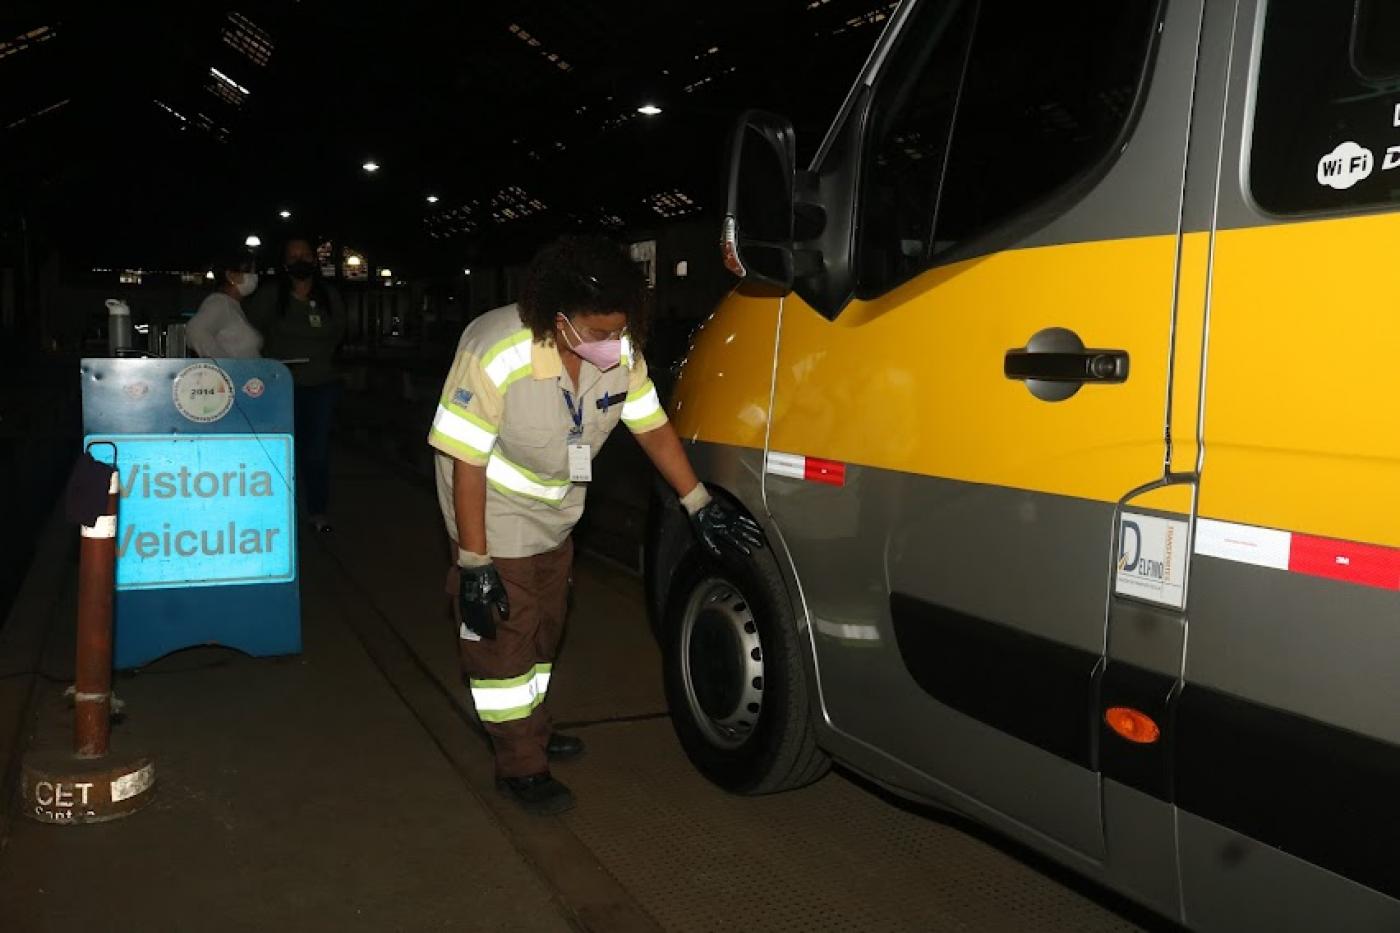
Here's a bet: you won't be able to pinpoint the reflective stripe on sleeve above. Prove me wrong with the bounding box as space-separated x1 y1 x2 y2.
430 403 497 459
481 330 533 390
620 334 633 369
470 663 553 723
622 380 666 431
486 450 571 505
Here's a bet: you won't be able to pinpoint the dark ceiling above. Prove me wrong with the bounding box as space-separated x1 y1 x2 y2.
0 0 892 274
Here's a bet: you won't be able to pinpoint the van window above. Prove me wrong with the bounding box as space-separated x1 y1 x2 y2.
1251 0 1400 215
854 1 976 296
933 4 1159 247
1352 0 1400 81
855 0 1160 299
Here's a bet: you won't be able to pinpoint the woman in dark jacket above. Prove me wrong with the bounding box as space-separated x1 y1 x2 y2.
248 237 345 533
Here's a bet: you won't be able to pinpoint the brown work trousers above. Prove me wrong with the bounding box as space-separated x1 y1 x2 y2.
447 538 573 779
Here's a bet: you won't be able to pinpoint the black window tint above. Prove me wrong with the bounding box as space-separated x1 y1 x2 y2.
855 1 1158 299
935 2 1159 248
855 0 976 297
1352 0 1400 82
1252 0 1400 215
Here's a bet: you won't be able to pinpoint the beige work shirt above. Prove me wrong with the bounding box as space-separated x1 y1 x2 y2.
428 303 668 558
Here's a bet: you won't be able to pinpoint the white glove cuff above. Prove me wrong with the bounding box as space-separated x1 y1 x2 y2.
680 483 712 516
457 548 492 568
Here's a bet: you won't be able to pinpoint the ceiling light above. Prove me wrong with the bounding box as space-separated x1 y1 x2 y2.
362 160 380 173
379 268 393 278
637 104 662 116
463 268 472 276
278 209 291 219
346 255 363 267
245 235 261 248
205 270 215 280
426 195 439 204
209 67 250 97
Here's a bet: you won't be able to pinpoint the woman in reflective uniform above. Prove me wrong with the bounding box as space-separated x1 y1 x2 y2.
427 236 760 813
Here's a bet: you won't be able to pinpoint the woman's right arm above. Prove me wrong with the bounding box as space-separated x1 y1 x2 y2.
453 459 489 557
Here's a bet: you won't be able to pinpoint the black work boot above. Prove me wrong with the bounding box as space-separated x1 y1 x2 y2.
547 732 585 760
497 772 575 815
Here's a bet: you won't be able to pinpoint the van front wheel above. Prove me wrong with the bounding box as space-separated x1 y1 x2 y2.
662 548 830 794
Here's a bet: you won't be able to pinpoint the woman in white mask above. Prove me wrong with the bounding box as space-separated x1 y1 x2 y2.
187 251 264 359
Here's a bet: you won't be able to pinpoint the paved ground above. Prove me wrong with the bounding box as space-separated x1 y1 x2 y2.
0 446 1152 932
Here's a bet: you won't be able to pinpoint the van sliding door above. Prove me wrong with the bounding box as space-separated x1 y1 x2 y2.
1179 1 1400 928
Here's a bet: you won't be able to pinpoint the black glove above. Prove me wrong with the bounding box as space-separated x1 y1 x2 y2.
458 563 509 640
690 498 766 558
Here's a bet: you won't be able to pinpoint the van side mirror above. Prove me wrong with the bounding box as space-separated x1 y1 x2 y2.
721 110 799 292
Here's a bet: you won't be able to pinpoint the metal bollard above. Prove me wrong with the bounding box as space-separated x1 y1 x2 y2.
74 473 117 758
20 450 156 824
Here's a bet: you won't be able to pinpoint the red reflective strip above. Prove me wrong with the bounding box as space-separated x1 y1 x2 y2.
1287 534 1400 591
803 457 846 487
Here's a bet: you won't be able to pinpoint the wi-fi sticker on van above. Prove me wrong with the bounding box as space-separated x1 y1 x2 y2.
1317 141 1374 190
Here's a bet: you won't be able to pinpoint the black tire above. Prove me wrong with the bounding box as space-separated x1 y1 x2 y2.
662 539 831 795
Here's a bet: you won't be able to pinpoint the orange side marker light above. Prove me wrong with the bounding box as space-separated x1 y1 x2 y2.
1105 706 1160 745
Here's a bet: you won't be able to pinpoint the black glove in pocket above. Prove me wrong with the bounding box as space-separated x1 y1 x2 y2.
454 563 510 640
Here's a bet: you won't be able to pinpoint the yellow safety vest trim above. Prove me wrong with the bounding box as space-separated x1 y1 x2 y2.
486 450 571 505
622 379 666 431
431 402 498 460
481 329 534 391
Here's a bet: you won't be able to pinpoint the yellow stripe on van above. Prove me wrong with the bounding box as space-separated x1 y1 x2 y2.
671 291 782 452
1199 213 1400 548
674 234 1179 506
1168 232 1211 475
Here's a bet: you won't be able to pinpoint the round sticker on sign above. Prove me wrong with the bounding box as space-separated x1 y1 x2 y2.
172 362 235 424
242 377 265 399
123 381 150 401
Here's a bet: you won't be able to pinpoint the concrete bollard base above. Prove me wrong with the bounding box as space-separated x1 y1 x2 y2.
20 749 155 825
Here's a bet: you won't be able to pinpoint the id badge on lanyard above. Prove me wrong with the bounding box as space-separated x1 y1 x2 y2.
561 387 592 482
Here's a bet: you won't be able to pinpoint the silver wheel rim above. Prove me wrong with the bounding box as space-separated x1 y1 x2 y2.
678 576 765 750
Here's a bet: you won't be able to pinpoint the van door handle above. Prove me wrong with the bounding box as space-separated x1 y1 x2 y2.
1003 349 1129 383
1004 327 1129 402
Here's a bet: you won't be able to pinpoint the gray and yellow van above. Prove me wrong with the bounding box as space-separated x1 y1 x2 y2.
644 1 1400 928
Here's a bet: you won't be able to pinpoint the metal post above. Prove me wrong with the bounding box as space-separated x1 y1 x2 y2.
74 474 117 758
21 450 156 824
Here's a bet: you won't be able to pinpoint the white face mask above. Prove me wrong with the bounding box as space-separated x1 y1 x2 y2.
235 272 259 298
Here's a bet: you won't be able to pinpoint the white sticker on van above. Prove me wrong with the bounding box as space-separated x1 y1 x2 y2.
1193 519 1291 571
1317 141 1374 190
1115 513 1189 610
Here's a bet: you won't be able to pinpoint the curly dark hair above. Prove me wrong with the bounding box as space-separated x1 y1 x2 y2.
209 250 254 293
519 235 650 349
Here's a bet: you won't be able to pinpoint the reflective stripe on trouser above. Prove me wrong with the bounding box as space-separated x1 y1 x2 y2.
450 537 574 778
470 664 553 723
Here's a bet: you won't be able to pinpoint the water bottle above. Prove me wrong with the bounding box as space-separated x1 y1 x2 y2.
105 299 133 356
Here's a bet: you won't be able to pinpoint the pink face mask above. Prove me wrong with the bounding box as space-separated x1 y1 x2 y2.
561 317 622 371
